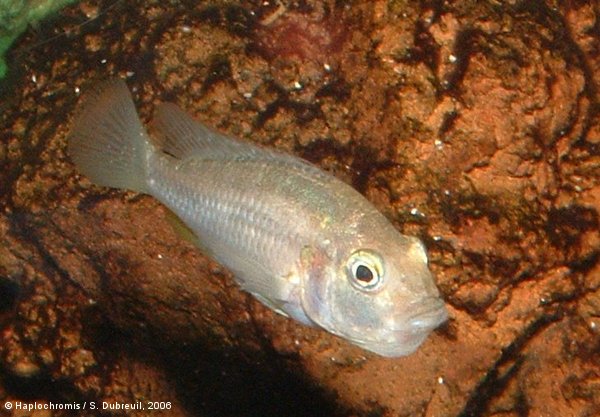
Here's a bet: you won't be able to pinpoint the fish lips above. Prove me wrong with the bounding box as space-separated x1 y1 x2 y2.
405 297 449 331
352 298 448 357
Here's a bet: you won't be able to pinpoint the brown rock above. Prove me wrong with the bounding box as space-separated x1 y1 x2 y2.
1 1 599 416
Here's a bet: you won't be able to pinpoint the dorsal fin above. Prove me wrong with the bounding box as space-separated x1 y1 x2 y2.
152 102 331 182
153 103 265 161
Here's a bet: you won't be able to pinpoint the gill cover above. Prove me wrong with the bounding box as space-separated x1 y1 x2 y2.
299 245 393 342
299 246 337 331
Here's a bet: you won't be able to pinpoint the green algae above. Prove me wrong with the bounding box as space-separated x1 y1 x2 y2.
0 0 77 77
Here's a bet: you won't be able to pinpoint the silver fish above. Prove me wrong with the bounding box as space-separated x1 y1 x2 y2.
68 79 447 357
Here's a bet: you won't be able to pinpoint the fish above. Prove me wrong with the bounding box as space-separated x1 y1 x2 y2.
68 79 448 357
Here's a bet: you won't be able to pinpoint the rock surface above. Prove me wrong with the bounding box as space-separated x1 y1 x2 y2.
1 1 599 416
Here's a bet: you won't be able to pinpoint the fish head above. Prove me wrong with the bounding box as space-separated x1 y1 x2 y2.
300 235 447 357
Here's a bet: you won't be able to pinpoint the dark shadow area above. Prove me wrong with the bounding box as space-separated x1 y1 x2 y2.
0 277 19 314
0 366 77 404
79 305 349 417
163 342 344 417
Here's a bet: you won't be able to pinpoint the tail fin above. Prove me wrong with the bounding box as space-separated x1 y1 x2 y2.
68 79 152 193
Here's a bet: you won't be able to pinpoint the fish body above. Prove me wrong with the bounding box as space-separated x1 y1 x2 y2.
68 79 448 357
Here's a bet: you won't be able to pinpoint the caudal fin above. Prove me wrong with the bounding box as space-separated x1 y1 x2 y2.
68 79 152 193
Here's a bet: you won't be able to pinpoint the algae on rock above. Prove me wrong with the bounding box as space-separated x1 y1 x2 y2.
0 0 77 77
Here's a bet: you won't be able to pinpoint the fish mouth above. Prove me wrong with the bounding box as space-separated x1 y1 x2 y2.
405 297 448 331
347 298 448 357
351 325 437 357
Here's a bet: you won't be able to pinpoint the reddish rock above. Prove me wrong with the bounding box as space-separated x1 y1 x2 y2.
1 1 599 416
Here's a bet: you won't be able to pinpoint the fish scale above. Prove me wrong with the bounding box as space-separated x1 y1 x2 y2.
150 157 317 271
68 79 448 357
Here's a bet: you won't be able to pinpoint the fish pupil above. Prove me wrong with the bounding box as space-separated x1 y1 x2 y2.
355 264 374 283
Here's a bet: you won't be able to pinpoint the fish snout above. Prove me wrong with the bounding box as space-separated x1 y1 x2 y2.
401 297 448 332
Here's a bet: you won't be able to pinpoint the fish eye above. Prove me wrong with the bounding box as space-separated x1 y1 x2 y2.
347 250 384 291
355 264 373 282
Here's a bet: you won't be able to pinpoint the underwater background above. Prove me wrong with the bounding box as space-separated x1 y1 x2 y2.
1 1 599 416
